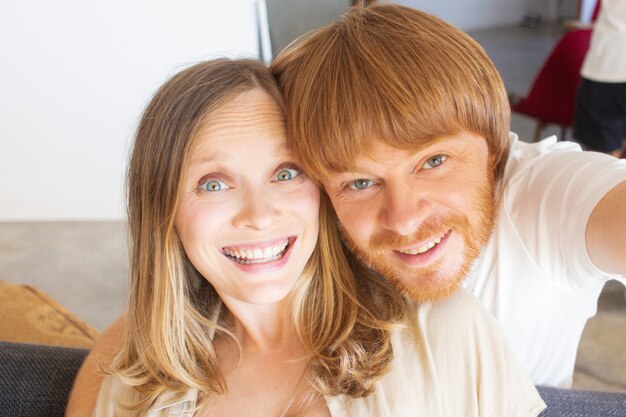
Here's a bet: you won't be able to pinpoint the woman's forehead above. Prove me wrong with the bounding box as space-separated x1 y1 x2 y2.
205 89 284 133
192 90 287 153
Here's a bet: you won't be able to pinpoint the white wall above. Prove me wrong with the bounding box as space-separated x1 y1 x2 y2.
0 1 259 221
386 0 530 31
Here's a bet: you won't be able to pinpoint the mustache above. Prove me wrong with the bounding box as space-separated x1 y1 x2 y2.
368 215 469 250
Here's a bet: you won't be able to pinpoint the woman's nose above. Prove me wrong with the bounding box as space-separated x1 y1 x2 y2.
232 186 281 231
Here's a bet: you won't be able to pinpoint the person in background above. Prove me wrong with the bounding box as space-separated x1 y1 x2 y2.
574 0 626 158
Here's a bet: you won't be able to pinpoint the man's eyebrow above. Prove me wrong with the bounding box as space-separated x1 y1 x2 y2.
324 171 367 186
323 176 351 191
376 134 469 157
395 134 461 153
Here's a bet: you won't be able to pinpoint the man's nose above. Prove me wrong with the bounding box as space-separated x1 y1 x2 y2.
232 186 280 231
380 182 430 236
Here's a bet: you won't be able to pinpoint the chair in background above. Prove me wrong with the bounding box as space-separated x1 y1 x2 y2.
511 28 593 142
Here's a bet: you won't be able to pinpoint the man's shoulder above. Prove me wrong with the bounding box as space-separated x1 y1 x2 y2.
415 288 500 335
501 132 626 196
506 132 582 156
496 133 620 203
501 133 582 183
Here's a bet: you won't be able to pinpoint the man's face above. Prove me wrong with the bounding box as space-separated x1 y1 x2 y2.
324 132 496 302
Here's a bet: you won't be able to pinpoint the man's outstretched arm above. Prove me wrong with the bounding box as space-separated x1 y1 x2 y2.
586 179 626 275
65 314 126 417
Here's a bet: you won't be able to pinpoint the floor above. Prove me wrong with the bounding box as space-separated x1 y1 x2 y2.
1 22 625 393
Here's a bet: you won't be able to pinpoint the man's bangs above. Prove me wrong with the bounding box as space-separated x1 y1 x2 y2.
274 3 511 181
300 70 480 179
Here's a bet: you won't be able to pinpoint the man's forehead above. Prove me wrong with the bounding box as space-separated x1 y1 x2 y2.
350 134 455 164
321 131 481 180
321 139 412 182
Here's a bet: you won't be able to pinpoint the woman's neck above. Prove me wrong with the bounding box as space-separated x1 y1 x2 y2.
203 294 325 417
219 294 300 353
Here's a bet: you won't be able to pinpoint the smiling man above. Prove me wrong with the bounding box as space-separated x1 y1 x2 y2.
271 3 626 388
326 133 495 304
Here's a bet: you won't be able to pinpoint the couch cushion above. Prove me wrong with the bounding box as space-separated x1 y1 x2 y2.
537 386 626 416
0 341 89 417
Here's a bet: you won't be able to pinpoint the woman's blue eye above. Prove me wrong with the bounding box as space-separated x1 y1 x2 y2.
200 179 229 192
349 179 374 190
423 155 447 169
275 168 301 181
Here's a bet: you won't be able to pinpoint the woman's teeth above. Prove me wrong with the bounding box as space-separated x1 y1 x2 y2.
398 233 445 255
223 240 289 264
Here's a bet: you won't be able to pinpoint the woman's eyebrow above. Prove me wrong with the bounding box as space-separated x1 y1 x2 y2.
188 151 230 166
268 142 292 158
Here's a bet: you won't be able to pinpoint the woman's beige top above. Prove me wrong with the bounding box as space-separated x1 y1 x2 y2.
93 288 546 417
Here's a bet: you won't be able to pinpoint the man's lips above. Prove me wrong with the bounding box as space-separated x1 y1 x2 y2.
222 236 294 265
389 229 452 268
395 231 449 256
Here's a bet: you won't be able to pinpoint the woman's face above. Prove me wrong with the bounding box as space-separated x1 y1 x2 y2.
175 88 320 305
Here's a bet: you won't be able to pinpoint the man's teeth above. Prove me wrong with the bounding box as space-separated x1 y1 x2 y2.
223 240 289 264
398 234 444 255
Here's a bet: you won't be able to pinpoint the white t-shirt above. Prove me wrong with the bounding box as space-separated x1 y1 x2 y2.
580 0 626 82
464 133 626 388
93 289 545 417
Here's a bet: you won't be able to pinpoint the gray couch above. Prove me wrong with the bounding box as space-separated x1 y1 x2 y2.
1 341 625 416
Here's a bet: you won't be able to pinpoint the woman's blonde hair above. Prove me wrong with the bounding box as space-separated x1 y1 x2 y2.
114 58 406 409
271 3 511 181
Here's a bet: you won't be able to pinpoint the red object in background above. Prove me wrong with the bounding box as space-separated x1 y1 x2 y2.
592 0 601 20
512 0 601 142
511 29 593 141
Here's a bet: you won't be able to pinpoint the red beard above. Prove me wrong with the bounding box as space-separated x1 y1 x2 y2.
341 175 496 303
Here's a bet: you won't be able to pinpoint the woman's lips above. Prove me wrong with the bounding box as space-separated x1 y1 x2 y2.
221 236 296 271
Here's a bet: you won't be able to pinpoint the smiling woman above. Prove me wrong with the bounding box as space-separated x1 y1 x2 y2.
90 58 406 417
174 89 320 305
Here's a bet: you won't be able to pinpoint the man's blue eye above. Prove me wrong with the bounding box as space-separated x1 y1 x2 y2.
200 179 229 192
423 155 447 169
275 168 301 181
349 179 374 190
